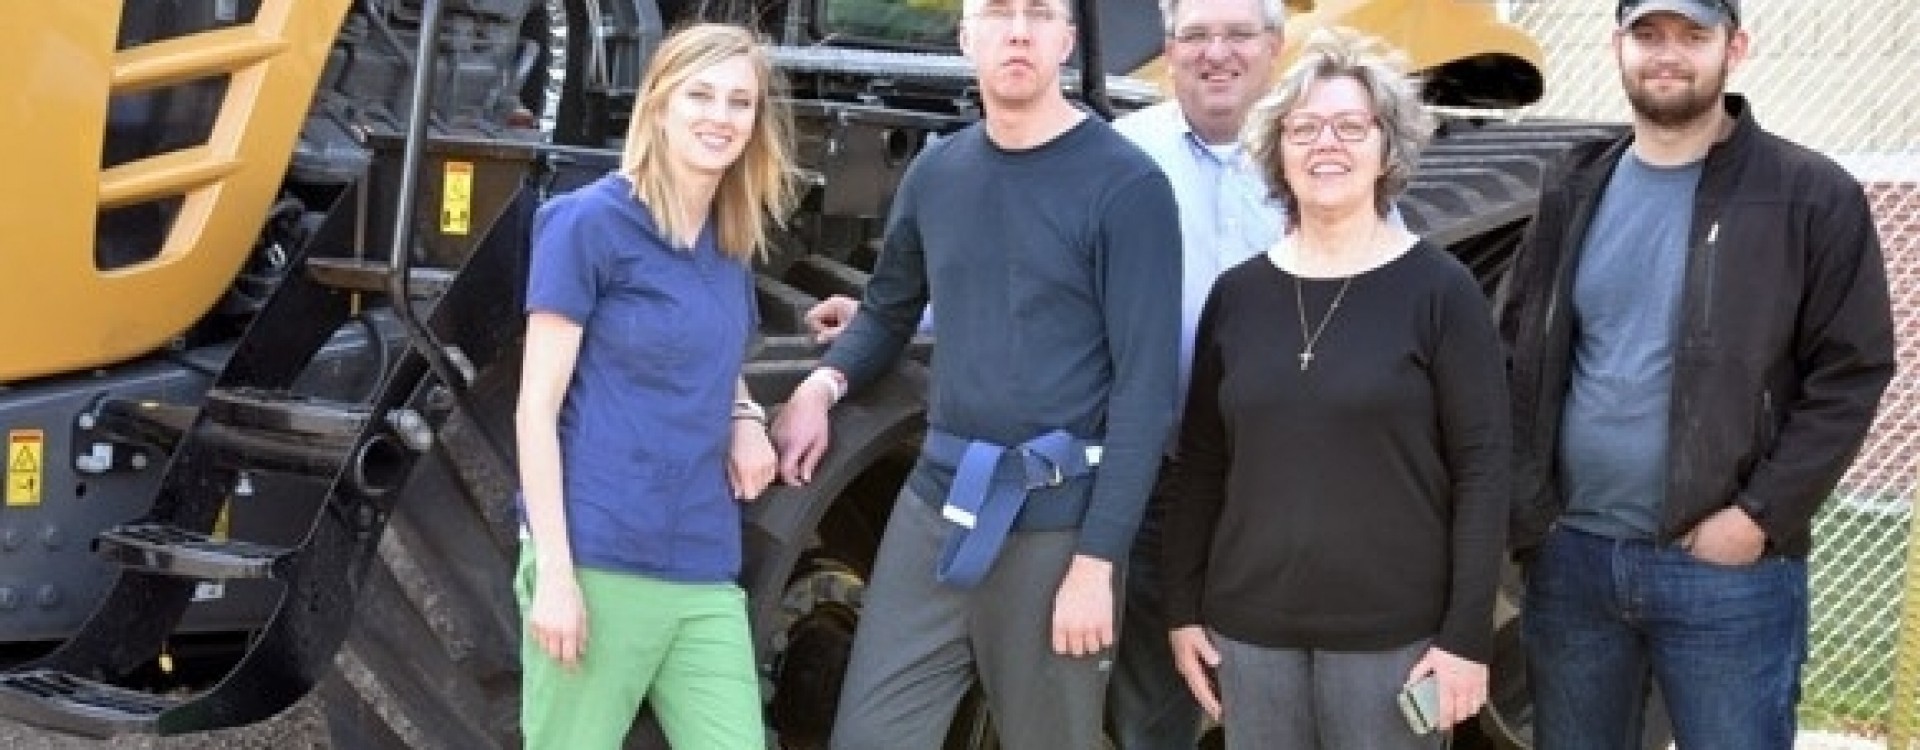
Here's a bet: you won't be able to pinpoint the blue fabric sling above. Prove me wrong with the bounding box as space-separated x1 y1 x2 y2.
923 428 1102 588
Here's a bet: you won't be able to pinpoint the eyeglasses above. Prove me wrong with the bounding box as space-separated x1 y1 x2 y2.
972 4 1063 23
1278 112 1378 145
1170 26 1268 48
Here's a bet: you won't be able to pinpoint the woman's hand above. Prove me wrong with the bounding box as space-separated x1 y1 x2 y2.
528 570 588 670
1406 646 1488 731
728 419 778 501
1169 626 1224 721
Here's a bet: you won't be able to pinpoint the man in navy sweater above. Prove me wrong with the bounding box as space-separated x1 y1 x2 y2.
771 0 1181 744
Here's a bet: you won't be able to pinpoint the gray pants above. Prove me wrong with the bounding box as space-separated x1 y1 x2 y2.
831 489 1118 750
1213 633 1445 750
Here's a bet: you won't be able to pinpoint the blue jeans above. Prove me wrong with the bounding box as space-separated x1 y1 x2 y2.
1524 525 1807 750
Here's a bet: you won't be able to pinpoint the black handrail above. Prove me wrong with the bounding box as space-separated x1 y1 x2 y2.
385 0 514 473
1075 0 1112 119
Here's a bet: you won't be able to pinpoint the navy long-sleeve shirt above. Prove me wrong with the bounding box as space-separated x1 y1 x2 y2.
821 115 1181 563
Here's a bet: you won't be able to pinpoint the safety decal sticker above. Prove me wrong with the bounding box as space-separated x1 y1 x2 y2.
441 160 474 236
7 429 44 506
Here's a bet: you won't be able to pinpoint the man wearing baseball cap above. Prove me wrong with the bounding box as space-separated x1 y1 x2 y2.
1618 0 1739 28
1502 1 1894 748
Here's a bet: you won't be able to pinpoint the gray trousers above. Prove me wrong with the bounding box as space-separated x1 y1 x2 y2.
831 489 1118 750
1213 633 1445 750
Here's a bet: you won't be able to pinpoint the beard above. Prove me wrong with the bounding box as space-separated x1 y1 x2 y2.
1623 62 1727 128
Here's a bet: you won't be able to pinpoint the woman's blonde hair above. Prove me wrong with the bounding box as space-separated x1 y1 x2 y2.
1245 26 1433 224
618 23 798 261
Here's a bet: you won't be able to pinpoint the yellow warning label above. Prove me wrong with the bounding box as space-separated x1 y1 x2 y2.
440 161 474 236
214 500 231 540
8 429 44 507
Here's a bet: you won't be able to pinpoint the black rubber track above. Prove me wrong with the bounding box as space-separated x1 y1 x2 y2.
316 362 546 750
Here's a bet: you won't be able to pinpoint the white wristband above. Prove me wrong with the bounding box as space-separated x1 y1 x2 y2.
807 368 846 405
732 399 767 424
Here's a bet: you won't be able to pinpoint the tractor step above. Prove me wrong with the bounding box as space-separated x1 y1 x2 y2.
196 388 376 477
196 421 352 477
204 387 371 437
0 669 178 738
86 399 201 455
304 257 455 297
94 523 288 579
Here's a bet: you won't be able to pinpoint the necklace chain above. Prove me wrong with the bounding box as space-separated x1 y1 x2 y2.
1295 275 1354 371
1286 224 1383 372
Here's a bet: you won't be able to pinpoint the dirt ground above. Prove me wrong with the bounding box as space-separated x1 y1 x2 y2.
0 694 328 750
0 703 1895 750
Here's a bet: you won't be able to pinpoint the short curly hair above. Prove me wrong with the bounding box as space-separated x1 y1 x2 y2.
1245 27 1433 224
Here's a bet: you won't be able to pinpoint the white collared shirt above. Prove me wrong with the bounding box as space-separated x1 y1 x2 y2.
1113 102 1286 405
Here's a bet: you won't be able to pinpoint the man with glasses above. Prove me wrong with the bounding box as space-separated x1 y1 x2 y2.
1104 0 1283 747
1503 1 1894 747
771 0 1181 746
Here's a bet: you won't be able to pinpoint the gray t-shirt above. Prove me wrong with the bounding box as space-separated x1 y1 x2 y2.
1558 151 1703 539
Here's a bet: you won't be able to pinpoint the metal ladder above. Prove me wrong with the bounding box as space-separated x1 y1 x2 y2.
0 0 531 736
0 177 532 736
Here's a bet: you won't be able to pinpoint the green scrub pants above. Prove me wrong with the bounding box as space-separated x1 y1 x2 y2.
517 550 764 749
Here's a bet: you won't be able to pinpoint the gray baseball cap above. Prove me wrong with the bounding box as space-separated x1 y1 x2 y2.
1617 0 1741 28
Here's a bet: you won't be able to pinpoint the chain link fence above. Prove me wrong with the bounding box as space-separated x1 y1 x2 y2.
1503 0 1920 741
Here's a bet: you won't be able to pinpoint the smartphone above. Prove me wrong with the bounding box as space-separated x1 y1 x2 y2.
1397 672 1441 735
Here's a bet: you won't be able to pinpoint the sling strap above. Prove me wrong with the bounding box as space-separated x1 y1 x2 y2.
923 428 1103 588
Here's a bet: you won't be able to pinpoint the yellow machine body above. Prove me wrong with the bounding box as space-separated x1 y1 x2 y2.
0 0 353 384
1130 0 1546 105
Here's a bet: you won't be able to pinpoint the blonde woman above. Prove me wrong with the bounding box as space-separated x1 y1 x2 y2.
1163 28 1509 749
514 23 797 750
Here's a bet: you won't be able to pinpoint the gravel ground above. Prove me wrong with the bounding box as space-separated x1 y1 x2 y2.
0 694 329 750
1797 731 1891 750
0 703 1894 750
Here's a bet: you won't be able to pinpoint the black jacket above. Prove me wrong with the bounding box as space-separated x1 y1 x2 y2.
1503 95 1895 558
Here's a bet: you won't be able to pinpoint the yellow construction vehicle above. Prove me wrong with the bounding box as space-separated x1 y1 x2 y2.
0 1 1632 748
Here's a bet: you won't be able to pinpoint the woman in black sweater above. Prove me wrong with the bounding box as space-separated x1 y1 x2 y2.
1162 27 1511 749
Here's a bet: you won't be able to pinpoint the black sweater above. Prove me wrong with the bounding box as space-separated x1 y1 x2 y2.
1163 240 1510 662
